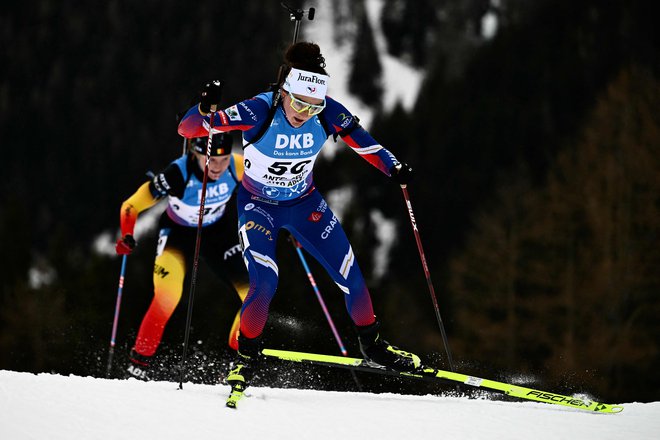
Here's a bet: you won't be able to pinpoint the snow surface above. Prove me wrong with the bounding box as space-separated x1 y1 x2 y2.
1 370 658 440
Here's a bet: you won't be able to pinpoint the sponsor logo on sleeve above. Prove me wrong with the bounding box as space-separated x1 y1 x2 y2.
225 105 242 121
219 110 229 125
239 102 258 121
153 173 170 195
337 113 353 129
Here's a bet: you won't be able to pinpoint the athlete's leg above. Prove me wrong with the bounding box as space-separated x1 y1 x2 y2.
201 217 249 351
226 191 283 393
227 286 247 351
133 231 186 357
288 193 421 372
236 191 282 340
286 192 376 327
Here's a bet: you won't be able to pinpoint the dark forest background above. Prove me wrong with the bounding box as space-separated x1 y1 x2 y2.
1 0 659 404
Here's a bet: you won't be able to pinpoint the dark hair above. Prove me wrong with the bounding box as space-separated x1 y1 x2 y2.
284 42 327 75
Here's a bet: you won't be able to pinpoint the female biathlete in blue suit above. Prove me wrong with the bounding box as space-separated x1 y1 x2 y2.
178 42 420 391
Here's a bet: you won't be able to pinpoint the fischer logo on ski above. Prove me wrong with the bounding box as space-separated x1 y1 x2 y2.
526 390 591 408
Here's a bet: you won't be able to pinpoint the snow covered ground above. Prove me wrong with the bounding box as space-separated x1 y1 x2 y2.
1 370 658 440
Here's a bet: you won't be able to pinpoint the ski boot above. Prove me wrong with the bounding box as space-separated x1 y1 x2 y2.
226 335 261 409
125 349 152 381
357 321 422 372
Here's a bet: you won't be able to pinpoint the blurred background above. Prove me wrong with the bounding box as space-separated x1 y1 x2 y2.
1 0 659 403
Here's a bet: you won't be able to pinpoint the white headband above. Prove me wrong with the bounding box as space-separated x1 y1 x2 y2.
282 68 329 100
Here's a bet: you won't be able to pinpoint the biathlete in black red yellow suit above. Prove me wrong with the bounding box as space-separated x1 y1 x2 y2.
115 135 249 380
178 42 420 392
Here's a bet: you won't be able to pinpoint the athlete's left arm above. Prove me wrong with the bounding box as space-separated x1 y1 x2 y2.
321 97 400 176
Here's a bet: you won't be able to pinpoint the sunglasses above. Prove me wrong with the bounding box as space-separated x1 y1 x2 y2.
287 93 326 116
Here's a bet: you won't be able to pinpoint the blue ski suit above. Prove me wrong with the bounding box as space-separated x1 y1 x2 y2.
178 92 402 339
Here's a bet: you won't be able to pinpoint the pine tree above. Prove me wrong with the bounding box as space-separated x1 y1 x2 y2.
449 66 660 402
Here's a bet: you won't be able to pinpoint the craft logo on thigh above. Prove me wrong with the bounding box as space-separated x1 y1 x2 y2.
321 215 338 239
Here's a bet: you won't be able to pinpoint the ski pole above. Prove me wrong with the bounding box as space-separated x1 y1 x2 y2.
399 184 456 372
181 136 188 155
178 106 217 390
106 254 128 378
289 235 363 391
289 236 348 356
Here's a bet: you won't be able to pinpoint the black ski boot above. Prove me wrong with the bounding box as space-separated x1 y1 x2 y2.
357 321 421 372
125 349 152 381
226 334 261 408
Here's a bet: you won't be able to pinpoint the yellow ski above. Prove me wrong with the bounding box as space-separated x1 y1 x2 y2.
262 348 624 414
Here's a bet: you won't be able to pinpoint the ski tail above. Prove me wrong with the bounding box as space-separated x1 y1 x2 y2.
261 349 624 414
225 363 249 409
226 382 246 409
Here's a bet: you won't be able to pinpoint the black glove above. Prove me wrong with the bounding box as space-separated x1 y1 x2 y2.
115 234 137 255
390 162 413 185
199 80 223 114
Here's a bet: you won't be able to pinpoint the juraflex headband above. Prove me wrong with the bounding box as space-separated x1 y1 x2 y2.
282 68 329 100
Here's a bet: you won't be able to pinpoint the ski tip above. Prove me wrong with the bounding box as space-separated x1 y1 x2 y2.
609 405 624 413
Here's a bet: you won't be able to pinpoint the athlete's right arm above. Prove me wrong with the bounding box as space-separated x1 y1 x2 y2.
177 96 272 138
119 183 158 238
116 183 153 253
